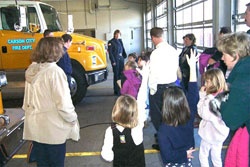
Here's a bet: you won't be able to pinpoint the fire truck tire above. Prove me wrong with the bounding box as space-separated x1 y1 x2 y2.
70 63 87 105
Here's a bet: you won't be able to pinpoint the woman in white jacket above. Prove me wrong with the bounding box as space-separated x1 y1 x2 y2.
22 37 80 167
198 68 229 167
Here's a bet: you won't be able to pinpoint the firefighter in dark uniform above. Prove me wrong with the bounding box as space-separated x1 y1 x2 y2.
108 29 127 95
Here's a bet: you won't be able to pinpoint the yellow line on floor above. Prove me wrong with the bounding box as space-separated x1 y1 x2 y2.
12 146 228 159
13 149 159 159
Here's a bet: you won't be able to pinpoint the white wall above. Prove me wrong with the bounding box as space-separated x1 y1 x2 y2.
41 0 144 56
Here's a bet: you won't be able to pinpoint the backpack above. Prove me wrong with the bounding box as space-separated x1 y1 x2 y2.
199 47 220 75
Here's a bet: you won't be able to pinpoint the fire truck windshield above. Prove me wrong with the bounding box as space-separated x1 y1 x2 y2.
40 4 62 31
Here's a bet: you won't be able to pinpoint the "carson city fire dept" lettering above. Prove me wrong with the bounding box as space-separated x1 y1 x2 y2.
7 38 35 50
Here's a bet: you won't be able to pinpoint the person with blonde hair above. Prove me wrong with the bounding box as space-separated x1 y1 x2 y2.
198 68 229 167
216 31 250 166
101 95 145 166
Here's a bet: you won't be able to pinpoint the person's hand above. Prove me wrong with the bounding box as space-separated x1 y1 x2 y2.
200 86 206 92
186 147 196 159
186 49 199 69
112 62 116 66
186 49 199 82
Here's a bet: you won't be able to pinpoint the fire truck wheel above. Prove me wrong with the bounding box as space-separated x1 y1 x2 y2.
70 66 87 105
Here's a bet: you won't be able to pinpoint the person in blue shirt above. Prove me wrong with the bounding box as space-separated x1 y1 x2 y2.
158 50 198 166
57 34 73 89
108 29 127 95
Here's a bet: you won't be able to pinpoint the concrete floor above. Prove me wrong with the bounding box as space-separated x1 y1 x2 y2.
3 72 230 167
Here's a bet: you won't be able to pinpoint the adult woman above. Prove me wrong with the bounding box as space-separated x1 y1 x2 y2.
179 33 197 92
23 37 80 167
108 29 127 95
217 31 250 167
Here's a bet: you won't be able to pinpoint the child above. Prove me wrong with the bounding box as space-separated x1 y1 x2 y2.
136 52 151 123
128 52 137 62
120 61 141 99
137 52 150 69
101 95 145 167
197 68 229 167
157 50 197 166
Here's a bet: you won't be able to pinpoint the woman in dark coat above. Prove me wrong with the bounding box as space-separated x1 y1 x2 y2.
108 29 127 95
179 33 197 92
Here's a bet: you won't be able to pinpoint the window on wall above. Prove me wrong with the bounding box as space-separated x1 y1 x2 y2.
146 2 153 50
233 0 249 32
156 1 167 41
174 0 213 51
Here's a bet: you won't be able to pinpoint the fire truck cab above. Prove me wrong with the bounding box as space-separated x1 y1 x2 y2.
0 1 108 105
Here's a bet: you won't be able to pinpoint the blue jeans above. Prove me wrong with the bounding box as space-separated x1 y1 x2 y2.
33 141 66 167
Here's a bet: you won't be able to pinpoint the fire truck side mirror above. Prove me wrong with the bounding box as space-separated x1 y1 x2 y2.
19 6 27 28
0 72 7 88
67 15 74 33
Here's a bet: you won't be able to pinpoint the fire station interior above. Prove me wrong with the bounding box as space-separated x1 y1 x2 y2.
0 0 248 166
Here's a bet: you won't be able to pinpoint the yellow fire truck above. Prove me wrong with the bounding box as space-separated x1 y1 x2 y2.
0 0 109 165
0 0 108 105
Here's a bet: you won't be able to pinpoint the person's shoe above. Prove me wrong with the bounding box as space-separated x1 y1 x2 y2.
114 91 120 96
152 144 160 150
154 133 158 143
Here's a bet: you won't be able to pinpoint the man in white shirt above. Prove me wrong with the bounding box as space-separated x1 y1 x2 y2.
148 27 179 149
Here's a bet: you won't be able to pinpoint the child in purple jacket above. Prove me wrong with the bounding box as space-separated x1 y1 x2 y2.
120 61 141 99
